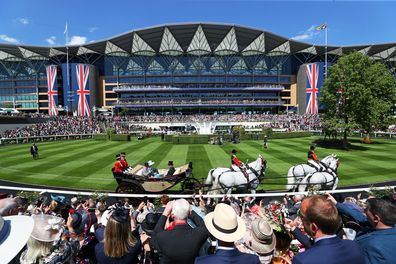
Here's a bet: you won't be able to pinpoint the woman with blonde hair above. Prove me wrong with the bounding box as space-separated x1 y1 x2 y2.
95 207 141 263
20 214 79 264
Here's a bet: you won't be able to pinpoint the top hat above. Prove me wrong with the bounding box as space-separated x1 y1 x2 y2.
141 213 161 235
231 149 237 154
168 161 174 166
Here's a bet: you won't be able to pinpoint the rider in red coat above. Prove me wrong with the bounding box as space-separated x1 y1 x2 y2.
308 145 322 171
120 152 129 171
231 149 243 167
112 154 124 184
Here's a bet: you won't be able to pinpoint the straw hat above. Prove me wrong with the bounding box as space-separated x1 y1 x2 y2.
204 203 246 242
0 215 34 264
30 214 65 242
244 218 276 255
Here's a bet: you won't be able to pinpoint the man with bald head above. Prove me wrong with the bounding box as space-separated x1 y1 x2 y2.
292 195 364 264
0 197 19 216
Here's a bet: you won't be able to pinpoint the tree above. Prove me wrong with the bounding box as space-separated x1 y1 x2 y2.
320 51 395 142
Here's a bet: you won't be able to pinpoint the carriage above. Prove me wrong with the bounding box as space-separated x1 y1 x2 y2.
114 162 201 195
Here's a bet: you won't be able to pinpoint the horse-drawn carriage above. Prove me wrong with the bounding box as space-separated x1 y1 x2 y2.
114 162 201 194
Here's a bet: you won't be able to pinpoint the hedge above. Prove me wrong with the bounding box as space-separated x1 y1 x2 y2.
164 132 312 144
111 134 131 141
94 134 107 140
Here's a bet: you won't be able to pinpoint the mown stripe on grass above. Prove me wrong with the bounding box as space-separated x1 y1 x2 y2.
186 145 211 180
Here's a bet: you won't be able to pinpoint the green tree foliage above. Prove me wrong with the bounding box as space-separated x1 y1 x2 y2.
320 51 395 141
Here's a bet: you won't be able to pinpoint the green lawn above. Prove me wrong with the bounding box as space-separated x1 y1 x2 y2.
0 137 395 192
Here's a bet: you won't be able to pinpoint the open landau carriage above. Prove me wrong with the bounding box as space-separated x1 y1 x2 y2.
114 162 200 194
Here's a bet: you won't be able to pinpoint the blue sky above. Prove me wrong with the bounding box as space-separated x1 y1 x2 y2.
0 0 395 47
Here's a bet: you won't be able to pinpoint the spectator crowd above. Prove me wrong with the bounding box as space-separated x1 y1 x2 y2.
0 188 395 264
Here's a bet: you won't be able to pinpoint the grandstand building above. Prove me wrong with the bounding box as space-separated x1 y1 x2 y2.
0 23 395 115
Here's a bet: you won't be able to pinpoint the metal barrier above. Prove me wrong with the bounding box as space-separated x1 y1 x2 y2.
0 185 394 199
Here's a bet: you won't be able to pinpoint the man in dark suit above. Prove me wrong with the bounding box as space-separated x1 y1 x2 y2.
30 143 38 159
292 195 365 264
195 203 260 264
151 199 208 264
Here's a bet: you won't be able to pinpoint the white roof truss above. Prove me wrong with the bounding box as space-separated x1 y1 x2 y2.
159 27 183 55
0 50 23 61
148 59 164 71
215 27 238 55
328 48 343 56
77 46 98 56
358 46 371 55
105 41 129 56
131 33 155 55
187 25 211 55
297 46 317 55
372 46 396 59
254 59 268 70
19 47 47 60
49 48 66 57
268 41 290 55
242 33 265 55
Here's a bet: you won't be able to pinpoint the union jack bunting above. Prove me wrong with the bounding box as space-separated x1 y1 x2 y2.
305 63 319 114
76 64 91 116
46 65 58 116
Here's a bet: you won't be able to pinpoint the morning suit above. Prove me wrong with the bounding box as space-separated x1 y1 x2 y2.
355 227 396 264
195 248 260 264
292 236 364 264
151 210 208 264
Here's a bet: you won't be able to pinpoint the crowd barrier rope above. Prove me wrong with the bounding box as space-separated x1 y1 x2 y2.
0 185 394 199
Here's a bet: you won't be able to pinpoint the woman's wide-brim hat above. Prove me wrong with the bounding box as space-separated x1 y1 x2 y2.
0 215 34 264
30 214 65 242
204 203 246 242
244 218 276 255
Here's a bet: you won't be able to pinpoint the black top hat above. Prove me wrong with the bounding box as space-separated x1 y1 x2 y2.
168 161 174 166
115 154 121 159
141 213 160 235
120 152 126 156
310 145 316 150
231 149 237 154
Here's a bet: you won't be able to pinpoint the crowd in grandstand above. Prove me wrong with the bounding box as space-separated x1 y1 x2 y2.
0 189 395 263
0 116 105 138
117 99 282 106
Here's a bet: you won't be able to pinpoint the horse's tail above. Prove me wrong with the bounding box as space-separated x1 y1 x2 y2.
205 169 215 185
287 166 296 191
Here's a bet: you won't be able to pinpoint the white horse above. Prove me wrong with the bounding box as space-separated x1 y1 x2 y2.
286 154 338 191
297 157 340 192
205 155 267 195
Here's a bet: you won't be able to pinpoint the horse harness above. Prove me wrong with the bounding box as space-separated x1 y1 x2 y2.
217 165 262 191
305 169 338 190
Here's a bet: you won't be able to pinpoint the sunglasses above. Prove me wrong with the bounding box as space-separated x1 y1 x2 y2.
297 209 308 221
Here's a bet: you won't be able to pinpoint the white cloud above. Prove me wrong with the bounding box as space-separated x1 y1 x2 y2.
0 34 19 43
45 36 56 45
68 35 87 45
89 27 98 33
16 17 29 25
292 25 320 41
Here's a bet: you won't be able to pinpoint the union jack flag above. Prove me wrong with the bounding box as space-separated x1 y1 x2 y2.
46 65 58 116
305 63 319 114
76 64 91 116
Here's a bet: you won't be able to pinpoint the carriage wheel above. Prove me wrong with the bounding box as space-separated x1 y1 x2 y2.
115 182 145 206
181 178 201 194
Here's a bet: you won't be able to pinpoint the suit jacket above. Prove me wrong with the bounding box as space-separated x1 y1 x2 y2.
292 236 364 264
151 210 208 264
355 227 396 264
195 248 260 264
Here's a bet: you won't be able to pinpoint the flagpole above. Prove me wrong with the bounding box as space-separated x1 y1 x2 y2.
64 22 70 115
325 23 328 77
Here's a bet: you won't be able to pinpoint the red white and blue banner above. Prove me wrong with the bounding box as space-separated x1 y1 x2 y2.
305 63 322 114
46 65 58 116
75 64 91 116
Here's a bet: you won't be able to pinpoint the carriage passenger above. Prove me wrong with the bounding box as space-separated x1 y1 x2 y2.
165 160 175 177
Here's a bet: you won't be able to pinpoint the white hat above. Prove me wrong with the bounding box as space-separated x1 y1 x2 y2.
244 218 276 255
101 209 112 226
0 215 34 264
148 160 155 166
30 214 65 242
204 203 246 242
